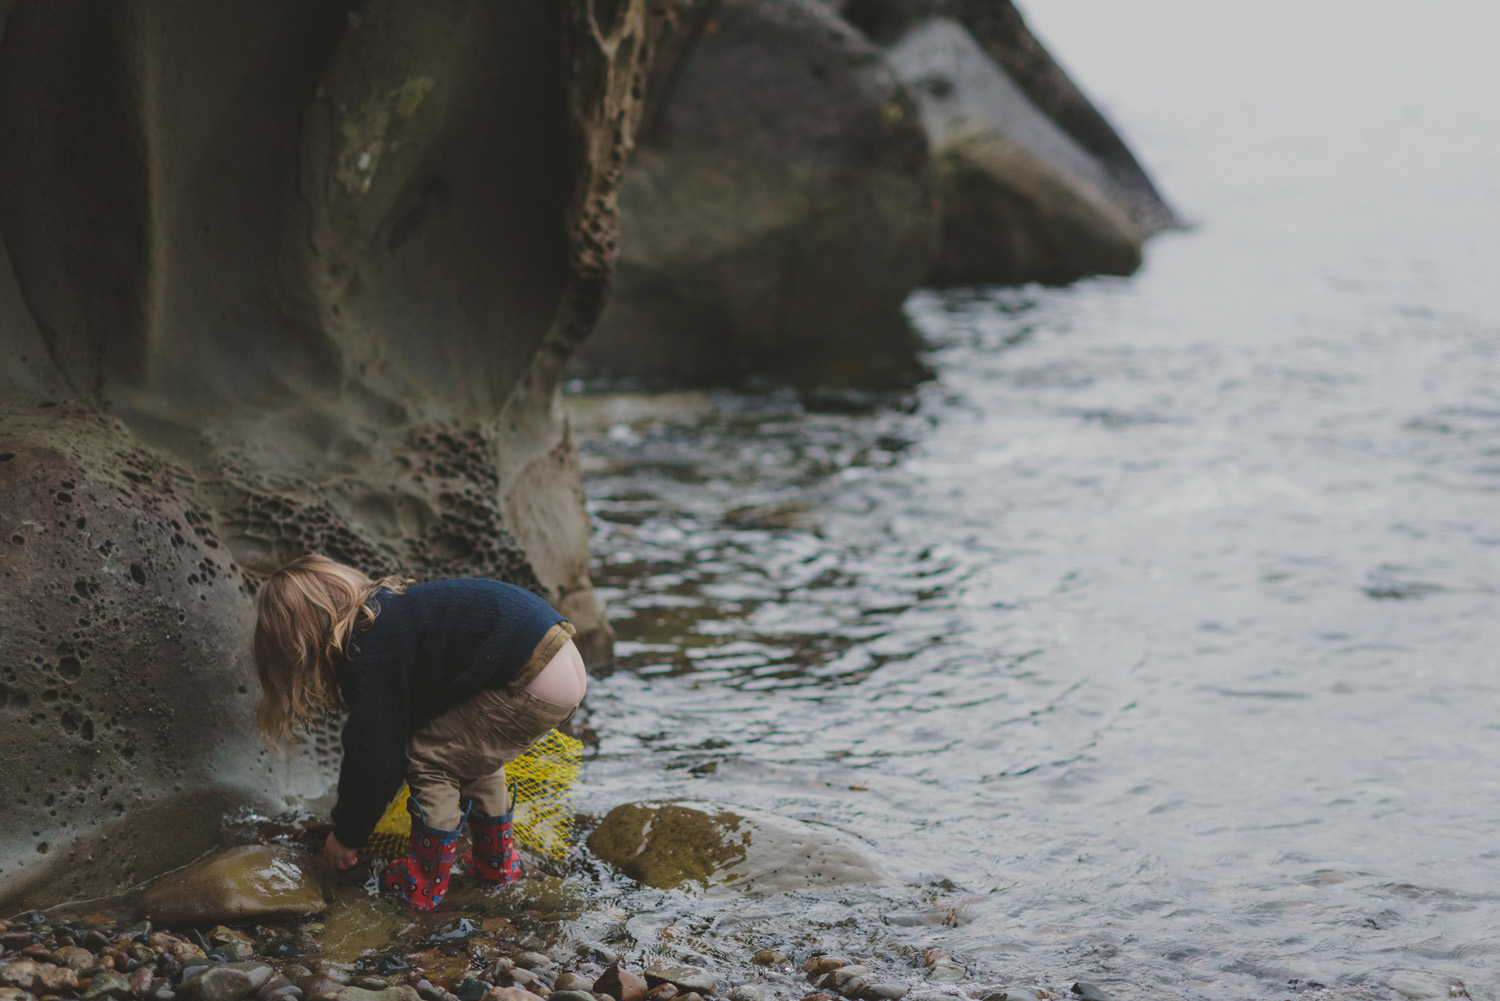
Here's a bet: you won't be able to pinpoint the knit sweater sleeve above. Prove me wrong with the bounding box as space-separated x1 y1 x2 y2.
330 660 409 849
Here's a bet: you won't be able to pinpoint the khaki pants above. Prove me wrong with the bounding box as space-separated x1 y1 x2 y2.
405 625 580 830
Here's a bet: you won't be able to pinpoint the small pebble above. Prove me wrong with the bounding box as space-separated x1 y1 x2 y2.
516 955 552 972
859 985 906 1001
351 980 389 992
728 987 770 1001
802 958 848 978
751 953 788 968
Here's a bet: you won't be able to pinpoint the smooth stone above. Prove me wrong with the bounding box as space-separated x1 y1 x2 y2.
52 946 98 972
264 990 304 1001
643 988 676 1001
506 972 539 991
299 979 347 997
83 970 135 1000
1389 972 1451 1000
516 956 552 973
309 993 346 1001
728 987 769 1001
859 985 906 1001
177 968 258 1001
1071 985 1111 1001
221 965 276 992
552 976 595 994
0 988 34 1001
350 979 390 992
549 993 596 1001
751 953 788 968
480 990 543 1001
139 847 333 925
593 966 647 1001
83 932 112 952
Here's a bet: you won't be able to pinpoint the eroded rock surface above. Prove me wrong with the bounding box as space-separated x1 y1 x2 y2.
588 800 889 894
0 0 667 908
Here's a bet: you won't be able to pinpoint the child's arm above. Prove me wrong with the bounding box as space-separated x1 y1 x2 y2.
329 665 410 853
324 831 359 869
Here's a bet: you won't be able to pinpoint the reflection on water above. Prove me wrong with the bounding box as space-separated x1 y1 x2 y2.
568 3 1500 995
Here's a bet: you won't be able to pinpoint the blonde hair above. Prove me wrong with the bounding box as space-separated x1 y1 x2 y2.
252 554 406 745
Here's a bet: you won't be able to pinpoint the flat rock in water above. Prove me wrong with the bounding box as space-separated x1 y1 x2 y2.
139 846 334 925
1389 972 1451 1000
589 801 888 894
1071 984 1112 1001
644 967 715 996
344 988 421 1001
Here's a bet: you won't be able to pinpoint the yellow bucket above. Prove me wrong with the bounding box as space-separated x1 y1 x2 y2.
363 728 582 861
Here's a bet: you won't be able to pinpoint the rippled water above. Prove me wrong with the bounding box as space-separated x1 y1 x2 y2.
568 4 1500 999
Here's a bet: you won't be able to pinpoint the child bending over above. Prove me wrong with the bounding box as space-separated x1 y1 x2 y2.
252 554 587 910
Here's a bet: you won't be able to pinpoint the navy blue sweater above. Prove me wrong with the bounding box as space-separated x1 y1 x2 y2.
329 578 567 847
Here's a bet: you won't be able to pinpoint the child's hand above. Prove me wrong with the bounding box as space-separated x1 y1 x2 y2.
324 831 359 870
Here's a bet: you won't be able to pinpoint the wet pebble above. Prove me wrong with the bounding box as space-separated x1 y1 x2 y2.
350 979 390 992
1070 984 1111 1001
547 992 595 1001
751 953 788 968
728 986 769 1001
131 967 156 996
342 988 420 1001
453 980 491 1001
860 985 907 1001
802 957 848 978
644 986 677 1001
515 955 552 972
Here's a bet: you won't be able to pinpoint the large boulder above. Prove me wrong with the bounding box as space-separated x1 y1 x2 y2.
855 0 1175 234
573 0 937 387
887 17 1146 285
928 121 1141 286
0 0 666 909
588 800 889 894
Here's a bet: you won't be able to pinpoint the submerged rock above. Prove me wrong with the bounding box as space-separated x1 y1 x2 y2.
588 800 888 893
139 846 334 925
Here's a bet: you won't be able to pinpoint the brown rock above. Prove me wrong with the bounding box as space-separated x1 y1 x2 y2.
140 846 333 926
644 987 677 1001
592 966 648 1001
802 958 848 977
130 968 156 997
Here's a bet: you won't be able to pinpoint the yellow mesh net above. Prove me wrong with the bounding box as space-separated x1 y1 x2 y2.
363 729 582 861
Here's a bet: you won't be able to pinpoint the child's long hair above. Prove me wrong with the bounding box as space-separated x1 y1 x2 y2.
252 554 406 745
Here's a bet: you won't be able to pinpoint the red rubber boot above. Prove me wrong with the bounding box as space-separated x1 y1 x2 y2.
466 809 521 883
379 799 464 910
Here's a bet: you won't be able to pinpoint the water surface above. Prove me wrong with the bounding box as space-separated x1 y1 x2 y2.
570 4 1500 998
